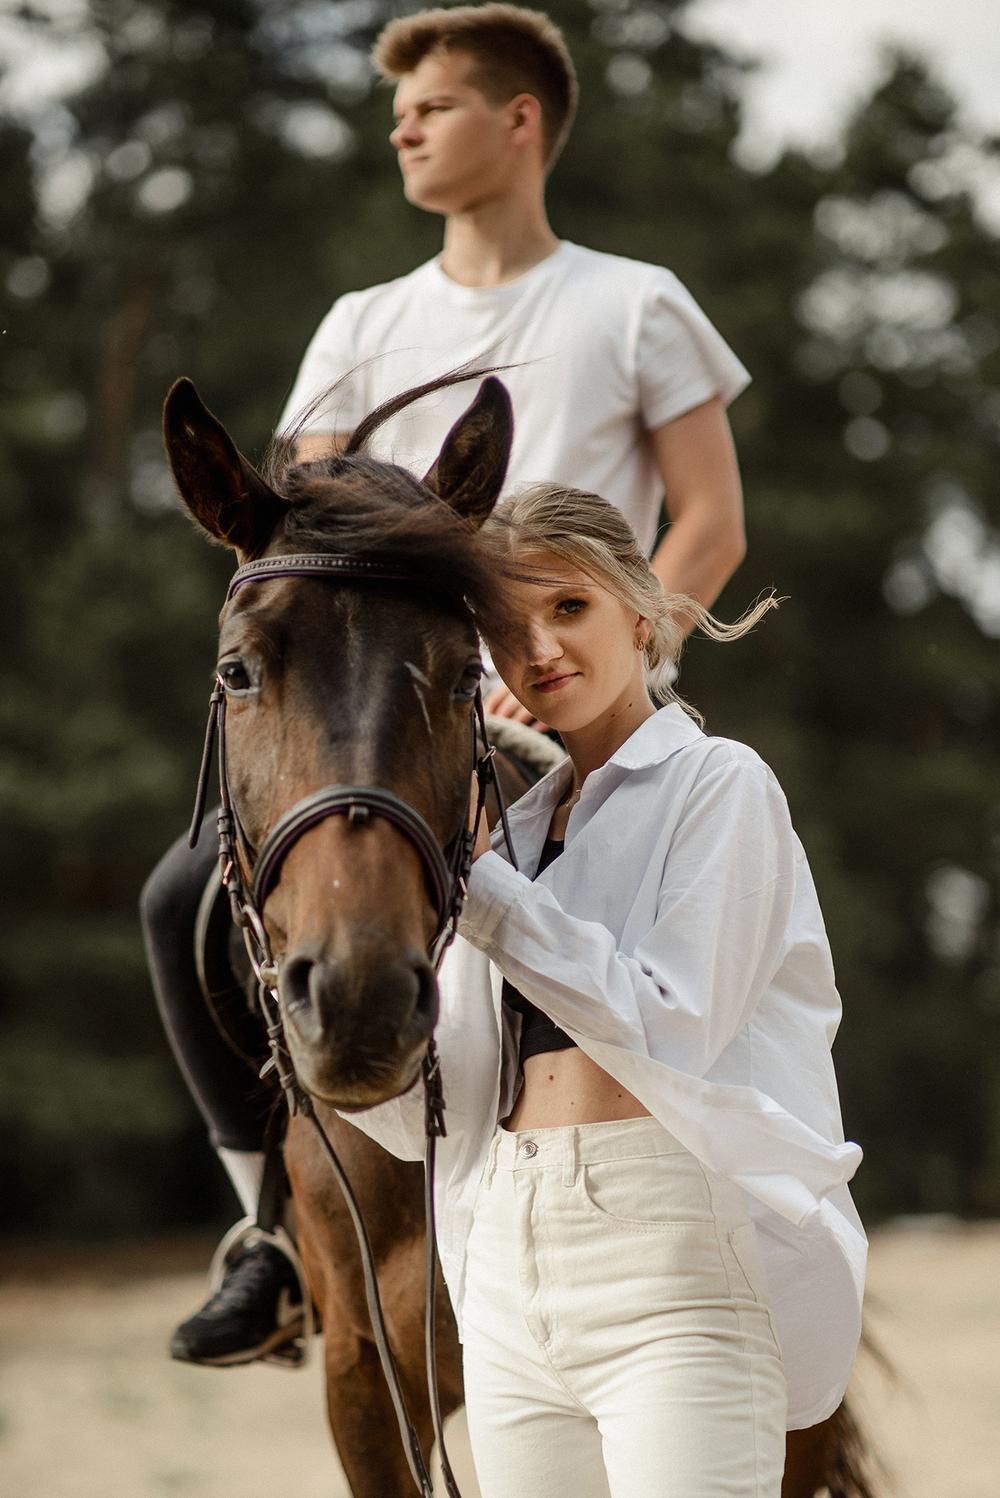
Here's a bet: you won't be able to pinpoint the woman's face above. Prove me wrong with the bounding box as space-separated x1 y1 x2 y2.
488 552 649 735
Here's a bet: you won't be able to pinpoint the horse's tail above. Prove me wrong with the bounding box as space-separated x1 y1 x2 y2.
824 1394 880 1498
826 1323 894 1498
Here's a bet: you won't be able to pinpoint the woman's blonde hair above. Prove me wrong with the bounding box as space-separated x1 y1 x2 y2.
480 483 778 720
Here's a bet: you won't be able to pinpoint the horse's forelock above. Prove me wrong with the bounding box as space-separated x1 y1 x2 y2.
282 454 429 508
265 453 508 639
258 367 515 635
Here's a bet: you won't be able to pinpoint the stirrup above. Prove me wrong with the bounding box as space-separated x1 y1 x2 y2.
208 1215 316 1368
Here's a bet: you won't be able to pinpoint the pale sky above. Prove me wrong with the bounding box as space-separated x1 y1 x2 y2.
686 0 1000 164
3 0 999 151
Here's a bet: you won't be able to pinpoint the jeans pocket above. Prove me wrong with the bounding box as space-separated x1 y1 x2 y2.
579 1155 713 1232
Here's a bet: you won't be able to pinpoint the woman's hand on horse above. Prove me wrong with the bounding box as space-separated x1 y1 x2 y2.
468 774 494 861
484 682 547 732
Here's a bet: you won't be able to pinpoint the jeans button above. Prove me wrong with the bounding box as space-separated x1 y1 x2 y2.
520 1140 538 1158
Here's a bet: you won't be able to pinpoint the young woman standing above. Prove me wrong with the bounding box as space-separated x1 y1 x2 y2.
355 483 866 1497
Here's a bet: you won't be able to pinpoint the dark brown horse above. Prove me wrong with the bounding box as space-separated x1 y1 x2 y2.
162 372 876 1498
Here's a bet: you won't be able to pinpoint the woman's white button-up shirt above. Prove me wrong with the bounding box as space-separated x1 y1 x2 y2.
346 705 867 1431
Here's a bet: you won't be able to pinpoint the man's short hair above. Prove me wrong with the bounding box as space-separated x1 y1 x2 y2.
373 4 578 165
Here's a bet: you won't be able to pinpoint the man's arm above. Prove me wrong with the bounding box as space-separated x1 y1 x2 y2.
648 395 746 621
290 430 352 463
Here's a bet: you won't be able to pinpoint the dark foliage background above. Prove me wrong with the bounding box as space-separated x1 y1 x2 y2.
1 0 998 1237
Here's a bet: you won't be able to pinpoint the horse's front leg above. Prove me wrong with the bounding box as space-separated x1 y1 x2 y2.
321 1329 435 1498
285 1113 462 1497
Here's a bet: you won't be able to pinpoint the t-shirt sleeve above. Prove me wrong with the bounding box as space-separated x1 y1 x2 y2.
635 269 750 432
277 295 366 436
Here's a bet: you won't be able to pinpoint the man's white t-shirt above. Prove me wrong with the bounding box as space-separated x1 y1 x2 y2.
279 241 749 556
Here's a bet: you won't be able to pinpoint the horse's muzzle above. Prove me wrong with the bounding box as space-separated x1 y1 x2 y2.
278 947 438 1105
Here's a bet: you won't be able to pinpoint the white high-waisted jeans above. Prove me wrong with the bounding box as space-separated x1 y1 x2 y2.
461 1117 786 1498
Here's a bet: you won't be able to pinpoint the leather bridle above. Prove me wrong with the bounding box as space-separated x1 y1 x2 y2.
189 551 517 1498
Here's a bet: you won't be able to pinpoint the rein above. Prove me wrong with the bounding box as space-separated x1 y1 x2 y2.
189 551 515 1498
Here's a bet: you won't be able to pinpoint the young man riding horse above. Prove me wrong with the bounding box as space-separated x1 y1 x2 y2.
143 3 749 1368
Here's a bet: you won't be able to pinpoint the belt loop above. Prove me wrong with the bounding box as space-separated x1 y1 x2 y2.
561 1128 577 1188
485 1128 501 1187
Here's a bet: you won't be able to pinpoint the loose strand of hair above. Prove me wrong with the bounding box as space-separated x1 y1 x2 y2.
683 591 783 644
345 361 515 455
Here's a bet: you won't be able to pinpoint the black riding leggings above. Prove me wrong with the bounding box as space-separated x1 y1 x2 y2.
140 814 270 1152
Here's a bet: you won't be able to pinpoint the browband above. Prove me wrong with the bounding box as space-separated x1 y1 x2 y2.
227 553 417 600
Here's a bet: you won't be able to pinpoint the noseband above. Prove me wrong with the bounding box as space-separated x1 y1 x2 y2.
189 551 516 1498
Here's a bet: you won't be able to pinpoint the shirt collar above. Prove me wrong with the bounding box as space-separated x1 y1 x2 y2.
606 702 703 769
495 704 703 843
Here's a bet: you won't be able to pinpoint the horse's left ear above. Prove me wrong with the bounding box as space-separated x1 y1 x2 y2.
163 378 289 558
422 376 513 527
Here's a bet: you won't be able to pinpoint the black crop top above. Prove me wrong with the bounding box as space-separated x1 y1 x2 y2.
501 835 578 1063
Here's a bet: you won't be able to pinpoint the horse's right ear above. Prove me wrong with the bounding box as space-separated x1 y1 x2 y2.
163 378 288 558
423 376 513 527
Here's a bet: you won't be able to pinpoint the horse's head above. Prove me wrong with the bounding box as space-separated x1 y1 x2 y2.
163 373 513 1108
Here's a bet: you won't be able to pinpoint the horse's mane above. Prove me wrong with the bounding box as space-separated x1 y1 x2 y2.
261 368 512 636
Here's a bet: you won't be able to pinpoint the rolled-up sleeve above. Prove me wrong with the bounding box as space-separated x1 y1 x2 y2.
458 758 796 1077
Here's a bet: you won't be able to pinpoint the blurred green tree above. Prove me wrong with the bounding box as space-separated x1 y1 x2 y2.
0 2 996 1235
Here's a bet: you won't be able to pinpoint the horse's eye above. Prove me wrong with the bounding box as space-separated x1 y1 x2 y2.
452 661 483 702
218 659 254 695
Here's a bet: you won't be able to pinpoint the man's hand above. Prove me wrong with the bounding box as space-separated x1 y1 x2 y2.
484 682 547 731
290 430 352 464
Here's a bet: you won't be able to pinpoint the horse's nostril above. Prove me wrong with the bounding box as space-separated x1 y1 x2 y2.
279 950 437 1062
281 954 315 1015
413 959 437 1023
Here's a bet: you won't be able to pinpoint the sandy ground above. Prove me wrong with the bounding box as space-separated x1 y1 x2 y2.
1 1221 997 1498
